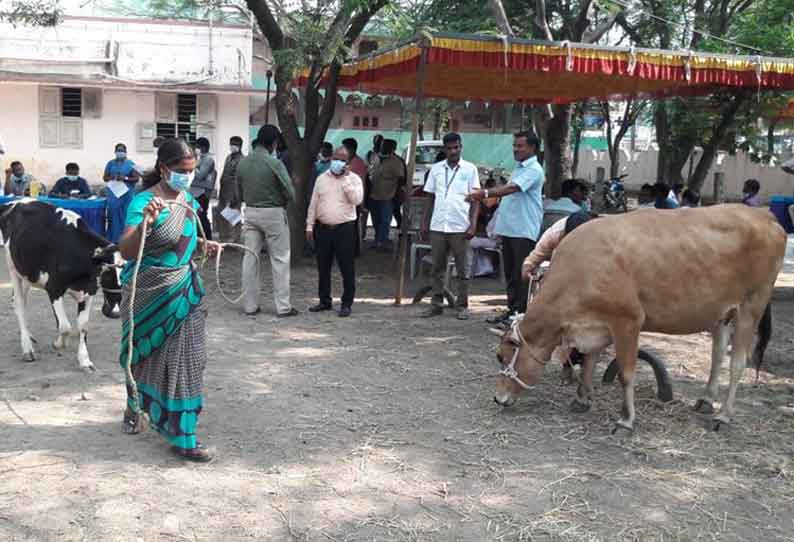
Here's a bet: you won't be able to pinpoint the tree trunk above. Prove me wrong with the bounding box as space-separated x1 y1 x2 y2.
543 104 572 198
767 119 778 156
688 93 748 194
654 101 670 183
571 124 582 177
609 148 620 178
432 108 441 139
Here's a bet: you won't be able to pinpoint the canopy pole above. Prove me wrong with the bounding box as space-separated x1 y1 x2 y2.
394 41 430 306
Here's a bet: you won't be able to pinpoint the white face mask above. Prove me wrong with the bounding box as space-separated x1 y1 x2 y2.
230 145 241 154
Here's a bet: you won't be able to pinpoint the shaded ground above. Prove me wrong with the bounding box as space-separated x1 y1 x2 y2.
2 240 794 542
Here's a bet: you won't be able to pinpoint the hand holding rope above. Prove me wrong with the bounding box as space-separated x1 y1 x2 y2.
124 199 259 414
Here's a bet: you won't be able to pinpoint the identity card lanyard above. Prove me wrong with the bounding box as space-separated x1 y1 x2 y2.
444 165 460 199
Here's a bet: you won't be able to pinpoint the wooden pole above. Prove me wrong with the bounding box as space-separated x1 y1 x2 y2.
394 43 429 305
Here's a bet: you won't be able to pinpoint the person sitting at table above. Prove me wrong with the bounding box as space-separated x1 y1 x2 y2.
51 163 92 198
467 174 502 277
4 161 42 196
103 142 140 243
544 178 589 214
742 178 762 207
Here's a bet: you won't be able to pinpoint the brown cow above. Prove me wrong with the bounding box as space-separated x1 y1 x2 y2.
492 205 785 432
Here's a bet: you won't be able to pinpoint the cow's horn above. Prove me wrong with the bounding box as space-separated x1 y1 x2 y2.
488 327 506 337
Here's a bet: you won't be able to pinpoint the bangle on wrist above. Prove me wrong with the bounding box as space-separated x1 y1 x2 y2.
484 189 489 199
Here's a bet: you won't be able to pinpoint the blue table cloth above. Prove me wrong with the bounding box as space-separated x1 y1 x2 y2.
0 196 108 238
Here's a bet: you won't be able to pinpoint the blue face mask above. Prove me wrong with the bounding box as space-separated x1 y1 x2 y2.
330 160 347 176
67 175 78 181
165 170 194 192
115 152 127 160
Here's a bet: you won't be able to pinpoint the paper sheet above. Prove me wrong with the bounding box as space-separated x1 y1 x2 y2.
107 180 129 199
221 206 242 226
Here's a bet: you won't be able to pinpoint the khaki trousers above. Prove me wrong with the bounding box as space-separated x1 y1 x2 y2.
242 207 292 314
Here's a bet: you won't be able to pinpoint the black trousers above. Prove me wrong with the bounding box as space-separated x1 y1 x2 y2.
315 221 356 308
502 236 536 314
196 193 213 241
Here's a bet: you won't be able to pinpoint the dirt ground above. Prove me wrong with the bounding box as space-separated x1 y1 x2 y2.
2 240 794 542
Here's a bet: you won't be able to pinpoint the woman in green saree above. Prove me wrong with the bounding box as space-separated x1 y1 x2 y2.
118 138 220 462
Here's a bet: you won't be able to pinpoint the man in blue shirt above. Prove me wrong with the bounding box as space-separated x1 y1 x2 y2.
51 162 92 198
467 132 545 322
103 142 140 243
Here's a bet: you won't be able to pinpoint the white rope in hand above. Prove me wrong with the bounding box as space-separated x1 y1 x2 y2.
124 199 260 414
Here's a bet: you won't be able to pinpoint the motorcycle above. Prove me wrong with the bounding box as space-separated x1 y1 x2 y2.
603 173 629 213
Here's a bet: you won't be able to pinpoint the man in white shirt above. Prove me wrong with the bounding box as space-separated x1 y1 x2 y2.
421 133 480 320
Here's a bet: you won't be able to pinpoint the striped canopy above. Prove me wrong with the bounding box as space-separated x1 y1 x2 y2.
296 33 794 104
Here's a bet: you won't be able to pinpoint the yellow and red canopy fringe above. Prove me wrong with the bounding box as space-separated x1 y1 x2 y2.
295 34 794 104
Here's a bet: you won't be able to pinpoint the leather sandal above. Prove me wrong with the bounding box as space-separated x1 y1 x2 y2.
171 443 213 463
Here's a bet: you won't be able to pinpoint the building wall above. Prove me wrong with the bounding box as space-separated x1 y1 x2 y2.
0 17 253 86
577 148 794 202
0 83 248 188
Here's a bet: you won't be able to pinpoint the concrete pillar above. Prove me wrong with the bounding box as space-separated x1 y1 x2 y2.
713 172 725 204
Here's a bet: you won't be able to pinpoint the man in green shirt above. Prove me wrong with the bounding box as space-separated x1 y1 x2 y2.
237 124 298 317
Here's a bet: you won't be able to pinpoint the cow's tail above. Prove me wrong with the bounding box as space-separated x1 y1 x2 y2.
753 302 772 379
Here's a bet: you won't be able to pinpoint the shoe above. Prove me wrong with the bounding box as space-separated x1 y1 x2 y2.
420 306 443 318
244 308 261 317
456 307 470 320
308 303 333 313
338 306 352 318
277 308 299 318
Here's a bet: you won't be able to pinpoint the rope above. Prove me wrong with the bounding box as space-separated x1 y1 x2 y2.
124 199 259 414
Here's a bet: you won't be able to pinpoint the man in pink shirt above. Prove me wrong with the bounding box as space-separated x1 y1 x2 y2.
521 211 597 280
306 146 365 317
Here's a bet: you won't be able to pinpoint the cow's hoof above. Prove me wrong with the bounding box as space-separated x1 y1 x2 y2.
53 338 67 351
611 419 634 435
693 399 715 415
570 398 591 413
22 352 36 362
79 363 96 373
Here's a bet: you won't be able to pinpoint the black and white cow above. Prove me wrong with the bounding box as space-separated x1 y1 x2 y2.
0 199 121 370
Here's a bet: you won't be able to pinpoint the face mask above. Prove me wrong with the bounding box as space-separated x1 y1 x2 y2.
67 175 78 181
115 152 126 160
330 160 347 176
165 169 195 192
230 145 241 154
11 174 23 182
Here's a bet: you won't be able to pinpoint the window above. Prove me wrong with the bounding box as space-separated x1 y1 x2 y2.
371 116 379 128
39 87 102 149
61 88 82 117
363 117 370 128
353 116 360 127
154 93 216 149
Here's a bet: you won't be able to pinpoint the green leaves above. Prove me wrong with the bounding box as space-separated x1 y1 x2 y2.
0 0 63 26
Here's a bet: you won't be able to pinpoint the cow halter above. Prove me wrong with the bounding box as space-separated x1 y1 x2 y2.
499 316 533 389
